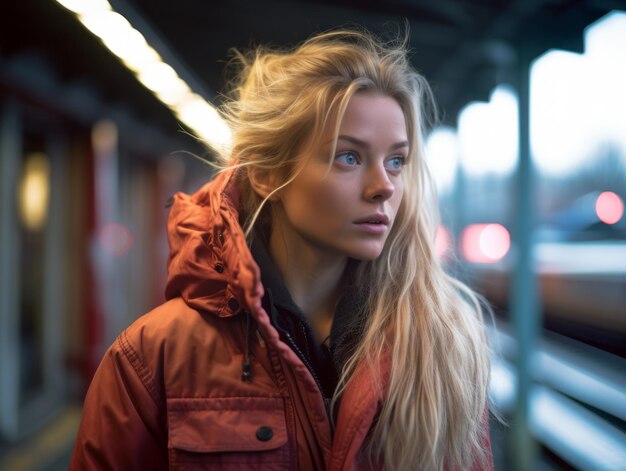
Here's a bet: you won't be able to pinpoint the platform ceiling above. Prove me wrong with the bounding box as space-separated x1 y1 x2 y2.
123 0 623 120
1 0 624 136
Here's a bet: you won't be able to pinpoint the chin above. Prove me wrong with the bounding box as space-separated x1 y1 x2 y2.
344 243 386 261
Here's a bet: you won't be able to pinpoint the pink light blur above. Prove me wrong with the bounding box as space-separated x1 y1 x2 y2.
595 191 624 225
461 223 510 263
99 222 133 256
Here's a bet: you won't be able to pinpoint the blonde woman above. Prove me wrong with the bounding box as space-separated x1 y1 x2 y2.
71 29 493 470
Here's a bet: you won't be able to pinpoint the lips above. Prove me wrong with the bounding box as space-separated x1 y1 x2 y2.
353 213 390 225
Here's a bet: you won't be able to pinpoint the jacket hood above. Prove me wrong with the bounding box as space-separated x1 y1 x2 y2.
164 167 327 391
165 168 264 318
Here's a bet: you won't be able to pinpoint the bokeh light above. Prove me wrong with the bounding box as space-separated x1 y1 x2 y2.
595 191 624 224
18 153 50 232
457 86 519 177
531 11 626 176
425 127 459 194
98 222 133 256
461 223 511 263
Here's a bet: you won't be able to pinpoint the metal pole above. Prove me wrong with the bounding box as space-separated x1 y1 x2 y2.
510 46 541 471
0 100 21 441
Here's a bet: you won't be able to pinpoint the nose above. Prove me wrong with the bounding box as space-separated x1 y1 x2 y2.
363 164 395 202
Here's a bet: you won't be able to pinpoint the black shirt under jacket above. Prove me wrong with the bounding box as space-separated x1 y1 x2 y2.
250 236 365 401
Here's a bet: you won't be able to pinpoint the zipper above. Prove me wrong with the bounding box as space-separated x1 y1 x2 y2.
283 330 331 419
263 289 332 421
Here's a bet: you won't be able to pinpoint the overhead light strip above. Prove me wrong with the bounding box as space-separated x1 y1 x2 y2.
54 0 231 153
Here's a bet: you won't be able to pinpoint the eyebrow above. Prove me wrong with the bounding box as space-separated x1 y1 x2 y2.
337 135 409 151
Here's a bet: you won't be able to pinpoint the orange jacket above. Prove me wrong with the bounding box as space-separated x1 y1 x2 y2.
70 169 493 470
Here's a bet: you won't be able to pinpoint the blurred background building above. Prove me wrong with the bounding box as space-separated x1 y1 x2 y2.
1 0 625 469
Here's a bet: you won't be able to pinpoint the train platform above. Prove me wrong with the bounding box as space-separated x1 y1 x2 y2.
0 406 80 471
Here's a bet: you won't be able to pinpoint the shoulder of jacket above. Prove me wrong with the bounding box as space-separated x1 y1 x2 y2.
117 297 241 372
119 297 233 353
109 297 244 402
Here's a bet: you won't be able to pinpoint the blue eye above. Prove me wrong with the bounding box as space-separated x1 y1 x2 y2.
335 151 359 166
385 156 406 171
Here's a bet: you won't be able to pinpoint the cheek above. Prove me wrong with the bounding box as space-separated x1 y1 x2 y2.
306 179 351 220
285 177 353 227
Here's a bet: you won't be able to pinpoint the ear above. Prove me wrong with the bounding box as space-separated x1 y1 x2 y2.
247 165 281 202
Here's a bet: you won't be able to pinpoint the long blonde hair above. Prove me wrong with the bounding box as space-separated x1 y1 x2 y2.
215 29 491 470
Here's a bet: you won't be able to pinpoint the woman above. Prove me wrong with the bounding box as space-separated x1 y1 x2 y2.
71 29 493 470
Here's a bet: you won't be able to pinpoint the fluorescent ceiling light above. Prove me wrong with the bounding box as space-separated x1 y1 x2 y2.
54 0 231 152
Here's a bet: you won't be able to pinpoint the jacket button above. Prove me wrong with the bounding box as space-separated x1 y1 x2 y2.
214 263 224 273
256 426 273 442
228 298 240 312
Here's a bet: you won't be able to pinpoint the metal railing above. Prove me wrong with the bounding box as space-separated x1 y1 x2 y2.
488 323 626 470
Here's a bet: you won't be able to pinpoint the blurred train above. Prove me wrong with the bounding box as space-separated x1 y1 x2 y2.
443 192 626 357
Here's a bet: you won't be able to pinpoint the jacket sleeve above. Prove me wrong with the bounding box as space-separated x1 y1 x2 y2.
69 334 168 471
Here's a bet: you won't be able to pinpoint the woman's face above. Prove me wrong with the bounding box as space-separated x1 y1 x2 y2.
276 92 408 261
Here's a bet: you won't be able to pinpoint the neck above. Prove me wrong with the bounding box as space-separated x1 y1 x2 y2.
268 223 347 340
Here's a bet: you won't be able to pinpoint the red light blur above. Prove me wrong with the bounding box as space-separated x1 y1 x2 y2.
595 191 624 225
99 222 133 256
461 223 510 263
